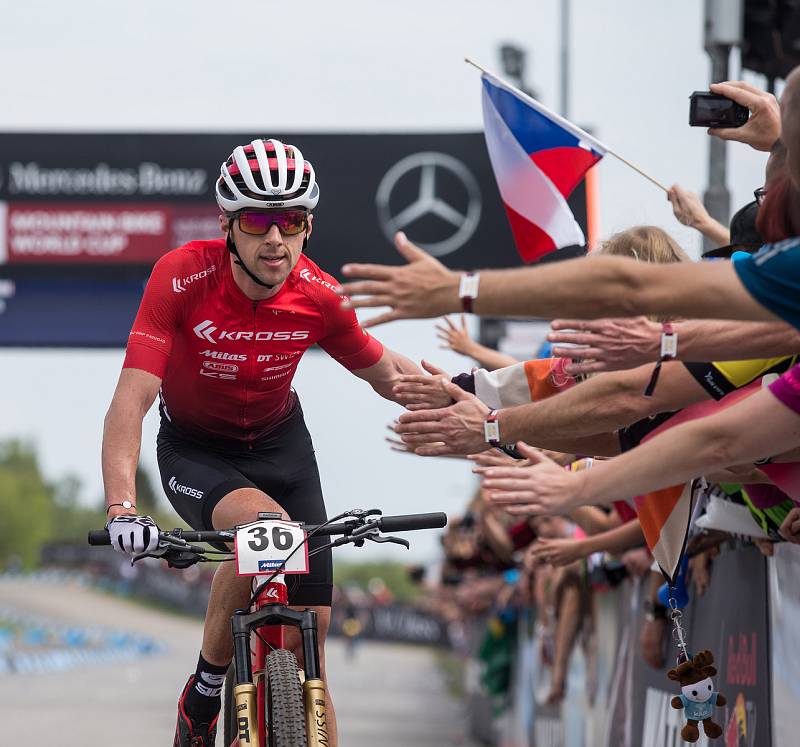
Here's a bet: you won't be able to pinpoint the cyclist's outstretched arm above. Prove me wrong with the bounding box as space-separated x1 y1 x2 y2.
102 368 162 520
352 348 423 403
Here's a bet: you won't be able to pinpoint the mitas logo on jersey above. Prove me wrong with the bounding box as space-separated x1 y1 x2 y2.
200 349 247 361
172 265 216 293
193 320 310 345
168 476 203 500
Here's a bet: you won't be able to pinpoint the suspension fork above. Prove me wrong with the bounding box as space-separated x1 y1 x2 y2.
231 582 329 746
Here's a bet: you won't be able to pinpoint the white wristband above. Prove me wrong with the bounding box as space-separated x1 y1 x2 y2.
459 272 480 312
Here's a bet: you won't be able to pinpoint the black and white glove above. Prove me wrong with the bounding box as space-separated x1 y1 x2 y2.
107 515 160 557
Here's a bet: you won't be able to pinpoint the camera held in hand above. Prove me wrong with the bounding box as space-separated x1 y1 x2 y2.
689 91 749 128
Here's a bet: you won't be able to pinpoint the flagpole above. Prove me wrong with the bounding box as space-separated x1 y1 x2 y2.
465 58 669 193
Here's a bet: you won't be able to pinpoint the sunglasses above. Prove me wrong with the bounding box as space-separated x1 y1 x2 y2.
233 210 308 236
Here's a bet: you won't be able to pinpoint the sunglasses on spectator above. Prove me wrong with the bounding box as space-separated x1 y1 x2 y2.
232 210 308 236
754 187 767 206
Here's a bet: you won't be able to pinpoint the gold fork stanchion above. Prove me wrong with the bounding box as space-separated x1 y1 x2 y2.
303 679 330 746
233 683 260 747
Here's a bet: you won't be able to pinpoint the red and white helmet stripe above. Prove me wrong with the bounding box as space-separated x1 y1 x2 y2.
215 138 319 211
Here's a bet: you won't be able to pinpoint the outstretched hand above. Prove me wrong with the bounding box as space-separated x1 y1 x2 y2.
548 317 660 374
393 381 490 456
526 537 586 567
667 184 713 229
338 232 460 327
392 360 454 411
436 315 477 356
708 81 781 152
478 442 587 516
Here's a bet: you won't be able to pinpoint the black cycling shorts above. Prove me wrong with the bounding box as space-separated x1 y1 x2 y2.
156 400 332 607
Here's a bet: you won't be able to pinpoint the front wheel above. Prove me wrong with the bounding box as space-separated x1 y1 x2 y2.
266 649 307 747
222 663 237 747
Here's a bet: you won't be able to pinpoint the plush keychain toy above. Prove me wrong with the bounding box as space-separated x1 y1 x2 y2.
668 649 726 742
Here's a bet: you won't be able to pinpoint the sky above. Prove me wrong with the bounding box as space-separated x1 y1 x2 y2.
0 1 775 561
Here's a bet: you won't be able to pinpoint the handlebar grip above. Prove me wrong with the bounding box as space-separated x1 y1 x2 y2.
378 512 448 533
88 529 111 546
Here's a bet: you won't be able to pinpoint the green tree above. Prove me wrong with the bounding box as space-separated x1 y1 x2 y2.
0 440 56 568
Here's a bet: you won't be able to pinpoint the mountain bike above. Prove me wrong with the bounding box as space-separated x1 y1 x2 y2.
88 508 447 746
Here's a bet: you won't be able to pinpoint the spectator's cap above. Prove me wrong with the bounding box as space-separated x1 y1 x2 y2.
703 200 763 258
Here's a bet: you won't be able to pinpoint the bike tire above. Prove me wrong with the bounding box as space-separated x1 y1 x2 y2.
222 663 237 747
266 649 307 747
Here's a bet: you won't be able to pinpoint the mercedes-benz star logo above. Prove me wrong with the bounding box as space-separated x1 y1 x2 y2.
376 152 482 257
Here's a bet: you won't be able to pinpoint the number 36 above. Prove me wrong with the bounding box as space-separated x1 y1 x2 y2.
247 525 295 552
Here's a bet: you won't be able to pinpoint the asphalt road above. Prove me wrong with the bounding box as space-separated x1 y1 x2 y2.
0 575 478 746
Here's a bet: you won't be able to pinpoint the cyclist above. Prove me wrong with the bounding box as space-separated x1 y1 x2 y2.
102 138 422 747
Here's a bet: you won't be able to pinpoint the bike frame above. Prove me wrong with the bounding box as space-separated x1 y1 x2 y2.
230 572 329 747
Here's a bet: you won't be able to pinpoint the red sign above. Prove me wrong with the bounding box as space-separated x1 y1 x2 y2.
0 202 220 264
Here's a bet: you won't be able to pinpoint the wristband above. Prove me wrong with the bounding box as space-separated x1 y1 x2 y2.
484 409 501 447
659 322 677 359
106 500 135 515
459 272 480 313
644 323 677 397
643 599 668 621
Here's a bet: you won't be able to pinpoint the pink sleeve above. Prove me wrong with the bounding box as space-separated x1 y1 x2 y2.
768 364 800 416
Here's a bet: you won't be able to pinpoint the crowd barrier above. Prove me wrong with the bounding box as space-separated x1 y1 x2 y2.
463 542 800 747
39 543 449 646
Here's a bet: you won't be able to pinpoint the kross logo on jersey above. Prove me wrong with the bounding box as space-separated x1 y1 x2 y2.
193 320 310 345
168 476 203 500
172 265 216 293
299 268 338 291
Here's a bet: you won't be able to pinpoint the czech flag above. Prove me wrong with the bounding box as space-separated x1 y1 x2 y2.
481 71 605 263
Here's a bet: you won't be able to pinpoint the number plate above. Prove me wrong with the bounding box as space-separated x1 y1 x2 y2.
234 520 309 576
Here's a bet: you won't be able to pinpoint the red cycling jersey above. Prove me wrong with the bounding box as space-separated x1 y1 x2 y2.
123 239 384 442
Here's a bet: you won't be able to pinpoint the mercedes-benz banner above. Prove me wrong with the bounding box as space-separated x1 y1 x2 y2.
0 132 587 346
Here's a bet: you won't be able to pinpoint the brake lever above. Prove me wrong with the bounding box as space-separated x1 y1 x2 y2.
367 534 410 550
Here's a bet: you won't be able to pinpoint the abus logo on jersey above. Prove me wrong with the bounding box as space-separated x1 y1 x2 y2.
172 265 216 293
203 361 239 374
193 320 310 345
200 349 247 361
168 476 203 500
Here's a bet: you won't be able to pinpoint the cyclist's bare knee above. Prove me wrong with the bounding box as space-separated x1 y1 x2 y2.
211 487 289 531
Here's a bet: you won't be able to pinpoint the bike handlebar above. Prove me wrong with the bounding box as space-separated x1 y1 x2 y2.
87 511 447 547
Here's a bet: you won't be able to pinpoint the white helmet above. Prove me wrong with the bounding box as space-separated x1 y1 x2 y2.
215 138 319 212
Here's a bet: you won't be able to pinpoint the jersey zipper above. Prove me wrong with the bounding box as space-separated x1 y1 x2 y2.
244 300 259 449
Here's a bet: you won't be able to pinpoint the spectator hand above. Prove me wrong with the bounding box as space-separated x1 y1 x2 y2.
436 315 477 356
640 617 667 669
621 547 653 577
527 537 586 567
392 360 453 411
470 448 531 470
778 507 800 543
708 81 781 152
480 442 587 516
548 317 660 375
338 231 459 327
667 184 713 229
394 382 490 456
